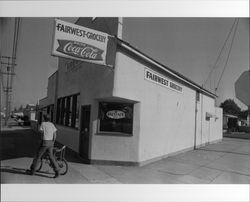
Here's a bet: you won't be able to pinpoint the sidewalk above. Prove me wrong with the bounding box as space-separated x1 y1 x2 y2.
1 128 250 184
223 132 250 139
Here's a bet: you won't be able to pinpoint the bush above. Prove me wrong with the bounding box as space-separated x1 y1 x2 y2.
238 126 250 133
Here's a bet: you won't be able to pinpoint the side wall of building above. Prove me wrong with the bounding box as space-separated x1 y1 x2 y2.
210 107 223 142
39 72 57 108
195 95 222 147
113 51 197 162
90 100 141 162
55 58 115 153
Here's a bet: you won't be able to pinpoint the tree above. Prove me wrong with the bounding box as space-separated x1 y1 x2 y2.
220 99 241 116
238 109 250 120
13 107 17 112
19 105 23 111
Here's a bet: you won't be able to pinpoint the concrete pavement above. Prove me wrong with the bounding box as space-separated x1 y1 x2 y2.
1 127 250 184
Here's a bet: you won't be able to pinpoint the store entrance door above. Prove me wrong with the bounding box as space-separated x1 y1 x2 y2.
79 105 91 161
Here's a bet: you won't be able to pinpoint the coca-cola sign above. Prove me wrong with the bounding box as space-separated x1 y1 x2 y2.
57 40 104 61
52 19 109 65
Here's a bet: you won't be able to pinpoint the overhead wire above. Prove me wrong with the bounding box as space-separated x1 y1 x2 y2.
10 18 20 87
203 19 237 89
215 18 239 92
7 18 20 112
0 59 5 91
0 22 6 92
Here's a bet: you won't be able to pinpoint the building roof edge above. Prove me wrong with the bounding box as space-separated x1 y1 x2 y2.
116 38 217 98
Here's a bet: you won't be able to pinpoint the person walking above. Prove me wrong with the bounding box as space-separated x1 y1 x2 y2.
28 114 60 178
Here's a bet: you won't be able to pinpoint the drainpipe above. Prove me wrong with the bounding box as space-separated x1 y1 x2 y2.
194 92 198 149
53 71 59 124
200 93 204 147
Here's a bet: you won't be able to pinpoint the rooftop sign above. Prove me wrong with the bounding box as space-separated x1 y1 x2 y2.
145 68 183 93
52 19 109 66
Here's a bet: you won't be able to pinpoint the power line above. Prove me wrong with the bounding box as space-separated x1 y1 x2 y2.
1 18 20 126
8 18 20 118
10 18 20 87
203 19 237 89
0 60 6 91
0 56 16 125
215 18 239 92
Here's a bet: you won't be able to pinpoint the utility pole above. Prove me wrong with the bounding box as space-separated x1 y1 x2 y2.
0 56 16 126
0 18 20 127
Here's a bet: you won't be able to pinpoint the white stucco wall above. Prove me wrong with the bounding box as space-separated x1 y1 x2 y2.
114 51 197 162
91 101 140 162
210 107 223 142
195 94 222 147
53 47 222 164
56 125 80 152
57 58 114 99
55 58 115 154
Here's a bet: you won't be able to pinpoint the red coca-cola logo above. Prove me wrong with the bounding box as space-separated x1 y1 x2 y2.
57 40 104 61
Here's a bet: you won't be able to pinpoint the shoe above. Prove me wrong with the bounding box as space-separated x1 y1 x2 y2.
26 169 34 175
54 171 59 178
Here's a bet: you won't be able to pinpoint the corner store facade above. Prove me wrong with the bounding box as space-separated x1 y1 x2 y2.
39 18 222 165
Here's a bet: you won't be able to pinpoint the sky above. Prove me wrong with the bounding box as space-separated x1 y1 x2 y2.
0 17 249 111
122 18 249 109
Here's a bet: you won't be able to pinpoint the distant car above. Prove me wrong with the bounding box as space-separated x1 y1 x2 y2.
1 112 5 118
11 114 17 119
17 117 24 126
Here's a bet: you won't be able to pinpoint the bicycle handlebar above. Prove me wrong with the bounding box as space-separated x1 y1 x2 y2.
53 145 66 153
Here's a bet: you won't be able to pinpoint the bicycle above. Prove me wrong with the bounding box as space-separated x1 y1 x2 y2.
37 145 68 175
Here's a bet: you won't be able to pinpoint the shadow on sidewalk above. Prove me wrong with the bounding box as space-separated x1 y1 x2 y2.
0 166 55 179
1 128 40 160
1 128 87 165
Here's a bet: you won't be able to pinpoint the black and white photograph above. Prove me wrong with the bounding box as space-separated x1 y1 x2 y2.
0 1 249 202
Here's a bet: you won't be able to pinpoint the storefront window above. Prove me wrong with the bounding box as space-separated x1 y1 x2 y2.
50 105 54 122
61 97 66 125
75 95 80 129
56 99 61 124
65 96 71 126
68 96 73 126
56 93 79 129
99 102 133 134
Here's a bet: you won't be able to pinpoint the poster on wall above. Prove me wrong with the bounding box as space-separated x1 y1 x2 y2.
52 19 110 66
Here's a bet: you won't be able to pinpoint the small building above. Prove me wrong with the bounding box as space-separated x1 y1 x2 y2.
223 113 238 131
39 18 222 166
23 104 37 121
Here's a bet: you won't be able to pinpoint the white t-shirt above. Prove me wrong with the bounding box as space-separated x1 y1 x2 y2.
40 121 57 141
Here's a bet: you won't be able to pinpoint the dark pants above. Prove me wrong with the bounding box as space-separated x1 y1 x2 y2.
30 140 60 174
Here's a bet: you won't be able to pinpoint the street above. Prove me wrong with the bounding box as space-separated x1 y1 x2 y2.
1 127 250 184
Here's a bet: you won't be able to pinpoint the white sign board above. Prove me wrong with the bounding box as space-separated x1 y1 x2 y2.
144 68 183 93
52 19 109 65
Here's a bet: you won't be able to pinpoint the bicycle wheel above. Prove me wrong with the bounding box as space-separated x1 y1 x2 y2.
36 158 43 172
57 158 68 175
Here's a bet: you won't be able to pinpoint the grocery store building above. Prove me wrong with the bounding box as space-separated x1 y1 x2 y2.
38 18 222 166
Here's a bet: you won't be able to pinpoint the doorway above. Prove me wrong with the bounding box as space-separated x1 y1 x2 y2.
79 105 91 161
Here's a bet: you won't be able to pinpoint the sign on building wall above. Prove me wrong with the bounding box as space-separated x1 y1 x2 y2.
145 68 183 93
52 19 110 66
